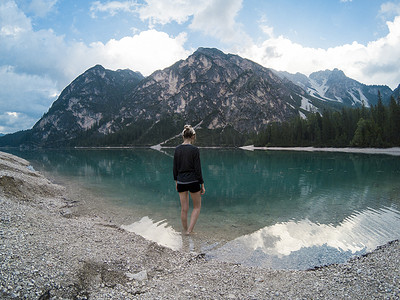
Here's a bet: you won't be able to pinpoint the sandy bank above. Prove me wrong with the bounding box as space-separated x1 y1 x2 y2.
0 151 399 299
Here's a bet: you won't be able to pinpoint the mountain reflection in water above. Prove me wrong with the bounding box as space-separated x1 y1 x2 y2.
209 206 400 270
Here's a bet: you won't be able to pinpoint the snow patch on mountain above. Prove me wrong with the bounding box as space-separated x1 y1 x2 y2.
335 95 343 103
300 96 318 113
348 88 370 107
299 111 307 119
309 78 328 99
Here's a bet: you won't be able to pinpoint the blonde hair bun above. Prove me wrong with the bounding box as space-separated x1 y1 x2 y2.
182 124 196 138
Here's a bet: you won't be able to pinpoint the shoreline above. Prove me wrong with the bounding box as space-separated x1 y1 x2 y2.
1 151 399 299
4 145 400 156
240 145 400 156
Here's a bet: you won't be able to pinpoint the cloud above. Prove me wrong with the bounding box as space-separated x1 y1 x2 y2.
86 30 190 75
260 24 274 39
0 0 190 133
90 1 138 18
0 111 37 134
1 0 190 80
0 1 31 35
190 0 251 45
27 0 58 18
379 2 400 20
137 0 204 25
240 15 400 89
0 65 58 133
0 1 70 81
137 0 251 46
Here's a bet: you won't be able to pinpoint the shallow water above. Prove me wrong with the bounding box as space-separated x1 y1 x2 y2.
8 148 400 269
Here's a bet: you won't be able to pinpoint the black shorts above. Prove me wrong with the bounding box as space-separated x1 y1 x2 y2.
177 182 201 193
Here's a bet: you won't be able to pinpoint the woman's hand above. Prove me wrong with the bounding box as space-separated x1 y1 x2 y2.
201 184 205 195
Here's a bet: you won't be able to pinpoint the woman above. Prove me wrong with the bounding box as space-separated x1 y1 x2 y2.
173 125 205 235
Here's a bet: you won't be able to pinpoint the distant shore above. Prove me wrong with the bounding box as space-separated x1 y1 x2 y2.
74 144 400 157
0 151 399 299
240 145 400 156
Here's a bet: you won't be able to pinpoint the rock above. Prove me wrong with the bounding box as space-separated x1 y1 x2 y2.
126 270 147 282
60 208 73 218
38 289 51 300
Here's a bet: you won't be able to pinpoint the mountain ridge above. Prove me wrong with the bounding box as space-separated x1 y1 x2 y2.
276 68 393 107
0 48 398 148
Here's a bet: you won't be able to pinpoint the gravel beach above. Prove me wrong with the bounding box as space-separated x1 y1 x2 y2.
0 150 399 299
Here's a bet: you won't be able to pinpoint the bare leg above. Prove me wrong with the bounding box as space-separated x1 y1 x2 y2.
187 191 201 234
179 191 189 232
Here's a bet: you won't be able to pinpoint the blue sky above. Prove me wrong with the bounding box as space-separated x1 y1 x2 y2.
1 0 400 133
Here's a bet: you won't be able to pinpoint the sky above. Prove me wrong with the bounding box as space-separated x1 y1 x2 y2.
1 0 400 134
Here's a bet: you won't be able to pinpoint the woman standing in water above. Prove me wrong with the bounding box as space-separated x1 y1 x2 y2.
173 125 205 235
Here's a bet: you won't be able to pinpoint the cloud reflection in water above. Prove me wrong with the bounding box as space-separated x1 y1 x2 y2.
209 206 400 269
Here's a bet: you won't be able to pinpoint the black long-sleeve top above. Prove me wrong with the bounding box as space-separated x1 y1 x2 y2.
173 144 204 184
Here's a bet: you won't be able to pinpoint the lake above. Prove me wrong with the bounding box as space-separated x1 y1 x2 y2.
7 148 400 270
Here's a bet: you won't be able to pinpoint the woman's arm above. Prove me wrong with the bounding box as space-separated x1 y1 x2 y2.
194 148 204 184
173 150 178 181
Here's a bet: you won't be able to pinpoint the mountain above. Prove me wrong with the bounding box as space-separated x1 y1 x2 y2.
0 48 397 148
111 47 322 138
393 84 400 101
277 68 393 107
31 65 144 146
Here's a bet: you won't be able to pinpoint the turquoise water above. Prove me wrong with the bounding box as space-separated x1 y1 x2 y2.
8 148 400 269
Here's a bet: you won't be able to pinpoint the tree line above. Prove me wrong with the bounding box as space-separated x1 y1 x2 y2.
1 94 399 149
251 94 400 148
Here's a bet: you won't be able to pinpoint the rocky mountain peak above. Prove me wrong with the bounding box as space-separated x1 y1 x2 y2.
309 68 348 85
331 68 346 76
87 64 106 73
194 47 226 57
119 47 307 137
